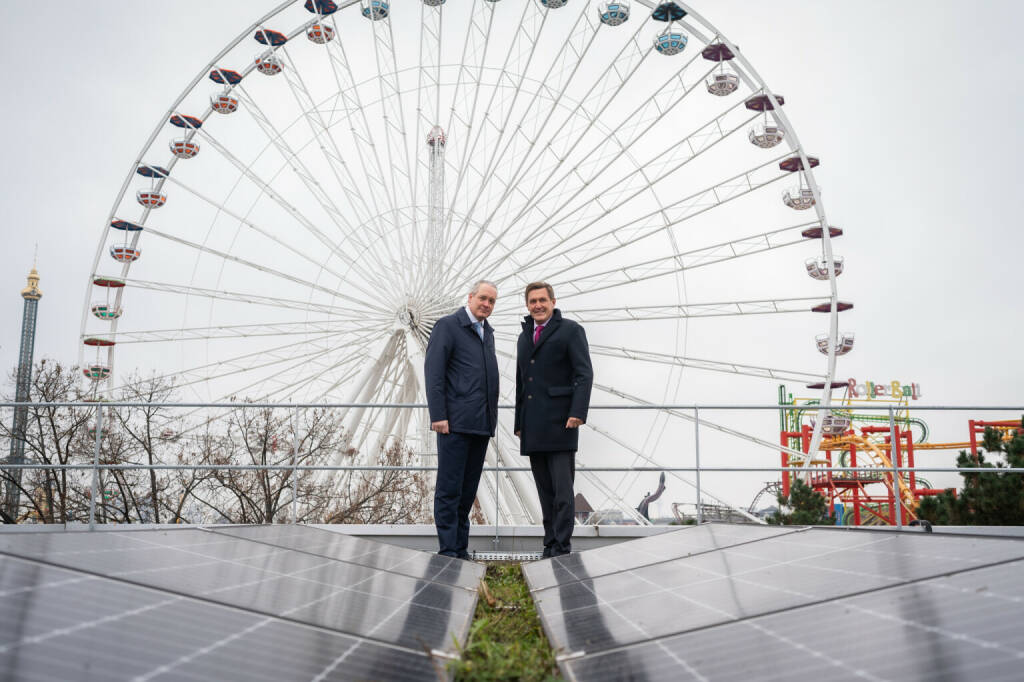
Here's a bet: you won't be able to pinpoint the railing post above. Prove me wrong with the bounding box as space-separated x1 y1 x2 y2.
694 407 703 525
493 432 500 551
888 406 902 529
89 404 102 530
291 405 300 525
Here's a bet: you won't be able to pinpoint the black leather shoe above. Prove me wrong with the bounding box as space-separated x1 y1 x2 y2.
541 547 552 558
456 551 472 561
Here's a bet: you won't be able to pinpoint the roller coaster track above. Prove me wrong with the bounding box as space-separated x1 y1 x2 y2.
821 435 917 521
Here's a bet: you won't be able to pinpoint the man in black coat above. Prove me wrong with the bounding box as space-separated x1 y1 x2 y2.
514 282 593 557
424 280 499 559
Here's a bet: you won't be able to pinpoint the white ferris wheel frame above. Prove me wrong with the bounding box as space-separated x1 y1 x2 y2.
79 0 844 524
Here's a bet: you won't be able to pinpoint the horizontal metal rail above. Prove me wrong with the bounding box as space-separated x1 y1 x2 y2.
2 402 1019 529
0 402 1020 410
2 464 1022 474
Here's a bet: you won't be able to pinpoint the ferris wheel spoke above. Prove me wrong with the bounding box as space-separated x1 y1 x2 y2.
492 153 792 286
464 57 722 276
497 339 821 384
187 122 389 290
473 99 760 277
227 85 399 290
121 278 388 318
594 382 808 462
364 9 414 215
444 0 496 217
444 2 597 265
489 297 822 325
545 221 816 297
439 0 546 266
142 224 384 308
271 47 414 290
315 15 422 294
95 318 388 345
201 326 383 400
441 14 655 293
106 327 362 397
151 165 390 298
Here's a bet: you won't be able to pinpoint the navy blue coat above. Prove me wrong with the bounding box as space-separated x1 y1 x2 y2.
424 308 499 436
514 309 593 455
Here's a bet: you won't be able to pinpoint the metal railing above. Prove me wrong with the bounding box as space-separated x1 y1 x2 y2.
1 402 1021 530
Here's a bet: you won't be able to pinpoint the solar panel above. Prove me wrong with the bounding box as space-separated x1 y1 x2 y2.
0 552 443 681
528 525 1024 673
0 527 480 654
563 559 1024 682
523 523 801 591
209 524 481 588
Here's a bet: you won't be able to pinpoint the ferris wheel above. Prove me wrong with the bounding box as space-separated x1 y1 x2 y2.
80 0 850 524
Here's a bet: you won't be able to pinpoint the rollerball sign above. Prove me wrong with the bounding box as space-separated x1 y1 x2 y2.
847 379 921 400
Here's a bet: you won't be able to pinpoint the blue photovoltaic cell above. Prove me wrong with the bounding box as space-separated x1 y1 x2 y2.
523 523 802 591
0 552 442 681
564 559 1024 682
0 527 478 654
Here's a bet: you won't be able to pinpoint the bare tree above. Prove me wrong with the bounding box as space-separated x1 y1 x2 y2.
1 359 92 523
3 362 432 525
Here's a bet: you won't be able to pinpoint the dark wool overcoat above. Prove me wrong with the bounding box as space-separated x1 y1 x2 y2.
424 308 499 436
514 309 593 455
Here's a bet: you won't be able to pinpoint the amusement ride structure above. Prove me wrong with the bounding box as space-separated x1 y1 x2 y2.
777 385 1022 526
81 0 849 524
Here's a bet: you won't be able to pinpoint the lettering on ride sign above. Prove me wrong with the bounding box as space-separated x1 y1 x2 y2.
846 378 921 400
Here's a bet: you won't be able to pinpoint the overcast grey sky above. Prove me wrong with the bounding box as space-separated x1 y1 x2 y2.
1 1 1021 513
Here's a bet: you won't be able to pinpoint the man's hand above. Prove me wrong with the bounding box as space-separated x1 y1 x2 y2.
515 430 521 438
565 417 583 429
431 420 450 434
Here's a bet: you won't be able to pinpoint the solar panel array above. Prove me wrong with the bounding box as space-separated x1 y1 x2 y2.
0 524 484 681
523 523 1024 681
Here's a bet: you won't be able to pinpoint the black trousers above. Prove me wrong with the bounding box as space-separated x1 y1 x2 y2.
529 451 576 555
434 432 488 557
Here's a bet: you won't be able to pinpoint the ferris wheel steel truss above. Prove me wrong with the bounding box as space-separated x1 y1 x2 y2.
81 0 847 524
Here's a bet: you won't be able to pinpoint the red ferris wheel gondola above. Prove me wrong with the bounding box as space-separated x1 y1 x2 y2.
169 114 203 129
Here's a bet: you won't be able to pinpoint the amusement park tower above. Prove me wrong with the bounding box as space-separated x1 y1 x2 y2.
3 266 42 520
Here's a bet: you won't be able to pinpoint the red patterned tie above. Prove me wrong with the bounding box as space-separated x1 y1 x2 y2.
533 324 544 345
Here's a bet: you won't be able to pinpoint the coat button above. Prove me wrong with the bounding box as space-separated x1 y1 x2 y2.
530 359 535 364
527 395 533 399
528 377 533 382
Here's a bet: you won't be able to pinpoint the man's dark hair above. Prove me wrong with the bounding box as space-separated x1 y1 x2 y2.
524 281 555 302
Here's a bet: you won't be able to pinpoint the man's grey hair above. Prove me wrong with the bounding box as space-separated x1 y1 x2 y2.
468 279 498 296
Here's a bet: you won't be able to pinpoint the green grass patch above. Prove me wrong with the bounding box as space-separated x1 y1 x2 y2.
450 562 560 681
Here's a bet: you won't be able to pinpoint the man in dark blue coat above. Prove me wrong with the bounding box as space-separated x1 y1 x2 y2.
514 282 593 557
424 280 499 559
